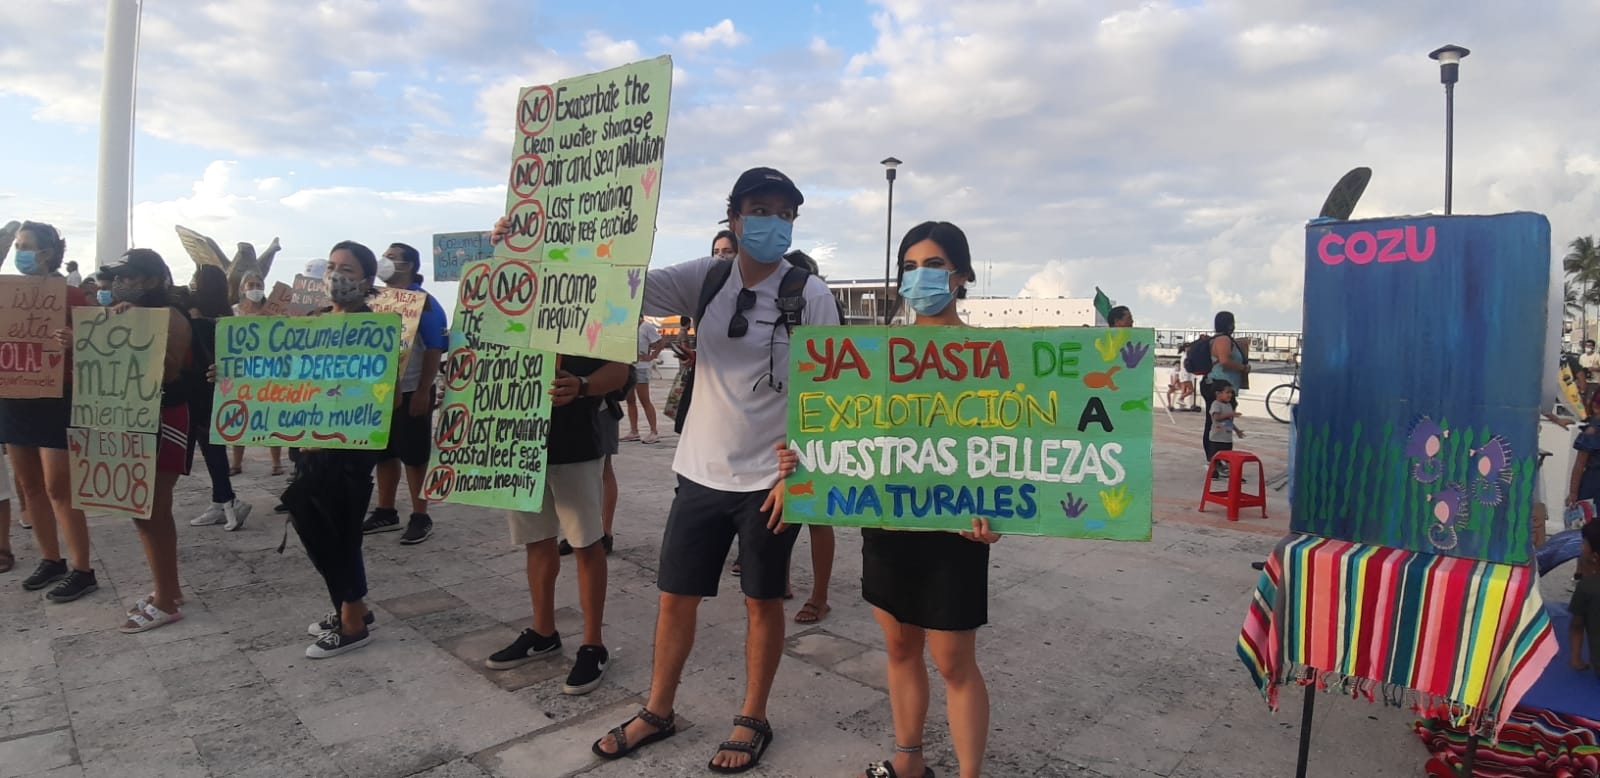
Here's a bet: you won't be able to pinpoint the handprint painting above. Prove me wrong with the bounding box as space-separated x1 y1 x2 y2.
783 326 1154 540
1295 213 1550 564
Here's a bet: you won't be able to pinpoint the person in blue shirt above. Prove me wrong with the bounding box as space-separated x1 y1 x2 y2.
361 243 448 544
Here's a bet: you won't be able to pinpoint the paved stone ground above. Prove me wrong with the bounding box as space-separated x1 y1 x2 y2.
0 383 1449 778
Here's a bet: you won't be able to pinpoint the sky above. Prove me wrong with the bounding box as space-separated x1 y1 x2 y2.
3 0 1597 331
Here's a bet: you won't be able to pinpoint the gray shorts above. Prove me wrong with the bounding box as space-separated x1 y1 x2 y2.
506 459 605 548
657 476 800 600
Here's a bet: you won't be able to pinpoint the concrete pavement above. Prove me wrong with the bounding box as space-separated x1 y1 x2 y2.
0 383 1458 778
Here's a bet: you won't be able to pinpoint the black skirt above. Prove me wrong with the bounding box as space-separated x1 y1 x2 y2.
861 527 989 632
0 396 71 449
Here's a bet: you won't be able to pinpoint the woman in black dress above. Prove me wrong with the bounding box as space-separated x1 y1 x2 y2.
779 221 999 778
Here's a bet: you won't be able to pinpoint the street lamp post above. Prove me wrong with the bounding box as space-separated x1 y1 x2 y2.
1428 44 1469 216
881 157 902 324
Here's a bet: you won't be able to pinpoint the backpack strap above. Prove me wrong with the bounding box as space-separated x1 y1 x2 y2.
695 259 735 324
775 265 811 334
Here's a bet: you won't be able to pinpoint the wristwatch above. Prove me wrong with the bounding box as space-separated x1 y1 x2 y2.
576 375 589 397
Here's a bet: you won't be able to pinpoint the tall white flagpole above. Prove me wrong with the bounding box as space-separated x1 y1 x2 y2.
95 0 141 268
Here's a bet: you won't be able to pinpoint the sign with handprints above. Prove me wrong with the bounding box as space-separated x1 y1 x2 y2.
210 314 402 449
422 269 554 511
0 276 68 398
783 326 1154 539
1296 213 1549 564
68 428 155 519
475 55 672 363
70 306 168 434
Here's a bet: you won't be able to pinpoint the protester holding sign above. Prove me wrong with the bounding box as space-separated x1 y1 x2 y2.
362 243 448 544
1 221 97 601
184 266 251 532
779 221 998 778
92 249 194 633
581 166 840 773
227 271 284 477
485 356 630 696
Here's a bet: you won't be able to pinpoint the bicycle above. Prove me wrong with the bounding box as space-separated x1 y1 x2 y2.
1265 361 1299 424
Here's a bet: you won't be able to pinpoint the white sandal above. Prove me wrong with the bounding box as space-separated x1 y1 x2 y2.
120 600 183 634
126 592 184 615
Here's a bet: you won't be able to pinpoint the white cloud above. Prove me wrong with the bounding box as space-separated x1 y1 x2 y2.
583 32 643 68
1139 282 1183 306
675 20 748 52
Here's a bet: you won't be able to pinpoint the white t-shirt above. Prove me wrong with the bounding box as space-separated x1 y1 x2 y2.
1582 351 1600 375
636 320 661 373
643 256 840 492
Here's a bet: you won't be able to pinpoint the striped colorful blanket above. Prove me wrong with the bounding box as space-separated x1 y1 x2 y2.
1238 534 1557 736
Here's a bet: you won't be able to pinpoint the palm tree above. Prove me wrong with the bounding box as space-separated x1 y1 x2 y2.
1564 236 1600 342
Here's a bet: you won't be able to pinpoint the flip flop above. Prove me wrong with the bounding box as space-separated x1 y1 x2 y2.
708 715 773 774
794 601 830 624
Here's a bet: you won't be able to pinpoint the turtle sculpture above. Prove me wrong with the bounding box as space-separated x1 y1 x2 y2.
174 225 282 303
0 220 20 265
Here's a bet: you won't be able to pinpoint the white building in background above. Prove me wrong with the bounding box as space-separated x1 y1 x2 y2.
957 297 1095 327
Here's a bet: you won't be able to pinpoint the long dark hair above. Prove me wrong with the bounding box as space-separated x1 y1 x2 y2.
330 240 380 297
19 221 65 273
712 229 737 254
890 221 975 323
190 265 232 318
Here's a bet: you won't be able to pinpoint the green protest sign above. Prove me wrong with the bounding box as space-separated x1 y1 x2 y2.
477 55 671 363
71 306 168 434
784 326 1154 540
210 314 401 449
423 266 554 510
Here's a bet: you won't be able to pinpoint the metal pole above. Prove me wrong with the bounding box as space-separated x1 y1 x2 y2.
96 0 142 266
1460 734 1479 777
1444 80 1455 215
1294 683 1315 778
883 173 895 325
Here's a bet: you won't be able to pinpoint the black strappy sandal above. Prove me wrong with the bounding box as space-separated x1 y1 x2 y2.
707 715 774 774
862 743 935 778
591 706 676 759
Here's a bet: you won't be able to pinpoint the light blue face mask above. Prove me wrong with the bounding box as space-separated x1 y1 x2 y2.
96 289 114 306
738 215 793 264
12 250 38 275
899 266 955 316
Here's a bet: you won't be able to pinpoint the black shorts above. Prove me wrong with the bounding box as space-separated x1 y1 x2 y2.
380 391 433 467
657 476 799 600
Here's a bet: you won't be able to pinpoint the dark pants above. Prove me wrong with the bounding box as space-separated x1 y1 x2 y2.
287 450 373 609
189 420 235 503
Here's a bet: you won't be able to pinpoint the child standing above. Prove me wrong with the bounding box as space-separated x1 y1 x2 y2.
1209 380 1246 479
1569 521 1600 674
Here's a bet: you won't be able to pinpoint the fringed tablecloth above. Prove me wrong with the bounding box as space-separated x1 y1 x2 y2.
1238 534 1557 737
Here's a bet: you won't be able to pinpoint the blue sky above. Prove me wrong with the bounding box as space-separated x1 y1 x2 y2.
4 0 1599 330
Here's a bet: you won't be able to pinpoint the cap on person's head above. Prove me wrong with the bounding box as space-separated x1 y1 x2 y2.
98 248 170 280
305 258 329 277
728 167 804 208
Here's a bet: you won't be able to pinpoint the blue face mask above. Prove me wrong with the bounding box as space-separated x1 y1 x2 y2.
738 215 793 264
96 289 114 306
899 267 955 316
12 250 38 276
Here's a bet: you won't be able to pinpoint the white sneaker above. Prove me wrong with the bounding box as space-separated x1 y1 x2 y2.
641 431 659 444
190 503 226 526
223 499 252 532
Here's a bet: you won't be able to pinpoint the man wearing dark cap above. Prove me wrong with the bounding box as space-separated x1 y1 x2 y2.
589 167 839 771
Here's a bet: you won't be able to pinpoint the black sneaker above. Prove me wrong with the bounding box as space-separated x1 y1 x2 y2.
305 628 372 659
485 628 560 670
45 569 98 602
362 508 401 534
21 559 67 591
558 538 574 556
562 644 609 696
399 513 433 545
306 609 376 637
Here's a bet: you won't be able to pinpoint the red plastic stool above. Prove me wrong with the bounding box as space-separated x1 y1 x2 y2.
1199 450 1267 521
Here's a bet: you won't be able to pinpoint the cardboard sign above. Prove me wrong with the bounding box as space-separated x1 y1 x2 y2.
289 274 329 314
476 55 672 363
70 306 168 434
1295 214 1550 563
262 282 294 316
210 314 402 449
784 326 1155 539
370 287 428 379
0 276 67 398
423 273 553 510
432 231 493 282
68 428 155 519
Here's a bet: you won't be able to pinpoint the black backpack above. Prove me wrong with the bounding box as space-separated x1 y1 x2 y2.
1183 335 1214 376
674 257 838 428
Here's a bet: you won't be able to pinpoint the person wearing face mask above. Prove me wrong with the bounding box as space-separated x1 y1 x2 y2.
228 272 285 477
781 221 1000 778
0 222 98 600
90 249 196 632
359 243 447 544
183 266 251 532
